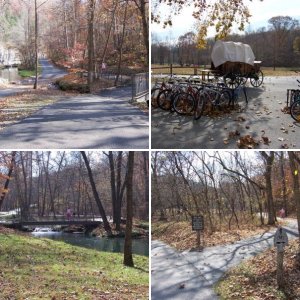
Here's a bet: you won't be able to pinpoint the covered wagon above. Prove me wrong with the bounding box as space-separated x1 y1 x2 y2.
211 40 263 88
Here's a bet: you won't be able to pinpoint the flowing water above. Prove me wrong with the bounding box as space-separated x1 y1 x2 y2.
32 231 149 256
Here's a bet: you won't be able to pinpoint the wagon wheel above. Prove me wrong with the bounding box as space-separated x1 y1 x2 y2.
250 70 264 87
238 75 247 86
223 72 240 89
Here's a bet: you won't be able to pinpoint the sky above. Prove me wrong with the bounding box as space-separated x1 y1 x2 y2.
151 0 300 43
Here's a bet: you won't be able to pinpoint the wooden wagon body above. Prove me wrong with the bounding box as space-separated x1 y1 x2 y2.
211 60 261 76
210 41 264 87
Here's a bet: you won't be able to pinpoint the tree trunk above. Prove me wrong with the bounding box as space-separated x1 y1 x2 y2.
288 152 300 248
87 0 95 91
81 151 112 235
0 152 16 210
133 0 149 63
34 0 38 89
108 151 118 229
279 152 288 216
100 0 118 76
115 0 128 86
124 151 134 267
261 151 275 225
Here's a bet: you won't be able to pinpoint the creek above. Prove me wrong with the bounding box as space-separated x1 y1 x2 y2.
32 231 149 256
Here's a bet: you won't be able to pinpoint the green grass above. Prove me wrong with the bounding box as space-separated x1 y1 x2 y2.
18 66 42 77
0 233 148 299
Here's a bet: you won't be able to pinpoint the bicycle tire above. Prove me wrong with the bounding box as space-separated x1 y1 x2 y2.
290 100 300 122
173 92 195 115
157 89 173 111
218 90 231 107
151 87 161 108
194 90 207 120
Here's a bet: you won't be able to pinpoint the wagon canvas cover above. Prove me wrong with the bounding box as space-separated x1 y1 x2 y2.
211 40 255 68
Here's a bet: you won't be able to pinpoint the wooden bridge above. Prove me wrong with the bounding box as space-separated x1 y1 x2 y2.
0 218 103 230
19 220 102 226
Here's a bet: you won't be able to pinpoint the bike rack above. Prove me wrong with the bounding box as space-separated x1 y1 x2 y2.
286 89 300 107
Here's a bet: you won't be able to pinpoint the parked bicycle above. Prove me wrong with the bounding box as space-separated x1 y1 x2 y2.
290 79 300 122
194 83 232 120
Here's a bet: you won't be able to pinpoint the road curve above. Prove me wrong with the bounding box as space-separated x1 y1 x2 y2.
151 219 299 300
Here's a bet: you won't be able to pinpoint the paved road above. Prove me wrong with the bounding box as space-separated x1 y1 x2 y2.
152 76 300 149
0 58 67 98
0 86 149 149
151 219 299 300
39 58 67 80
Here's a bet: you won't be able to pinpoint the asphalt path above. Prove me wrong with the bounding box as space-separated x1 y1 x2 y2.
0 60 148 148
152 76 300 149
0 86 149 149
151 219 299 300
39 58 67 80
0 58 67 99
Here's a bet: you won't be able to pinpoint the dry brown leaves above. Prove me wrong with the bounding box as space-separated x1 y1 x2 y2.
0 226 15 234
218 239 300 299
152 220 275 251
0 89 67 130
237 135 259 149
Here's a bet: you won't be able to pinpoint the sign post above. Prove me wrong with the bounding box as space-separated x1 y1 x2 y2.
192 215 204 251
274 227 288 289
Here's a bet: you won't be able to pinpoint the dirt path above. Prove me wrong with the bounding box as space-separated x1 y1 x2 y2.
151 219 298 300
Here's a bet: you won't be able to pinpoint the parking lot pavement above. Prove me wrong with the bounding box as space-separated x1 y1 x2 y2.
152 76 300 149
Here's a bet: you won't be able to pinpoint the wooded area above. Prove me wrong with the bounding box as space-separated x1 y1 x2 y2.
0 151 149 227
0 0 148 89
152 151 300 245
152 16 300 69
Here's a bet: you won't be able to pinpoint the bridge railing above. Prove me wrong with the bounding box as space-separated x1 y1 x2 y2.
131 72 149 103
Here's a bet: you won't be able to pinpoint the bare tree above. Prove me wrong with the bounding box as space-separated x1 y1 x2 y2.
81 151 112 235
124 151 134 267
0 152 16 210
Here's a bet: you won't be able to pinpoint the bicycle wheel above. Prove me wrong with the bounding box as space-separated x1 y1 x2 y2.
194 90 207 120
218 90 231 107
290 100 300 122
173 92 195 115
157 89 173 111
151 87 161 108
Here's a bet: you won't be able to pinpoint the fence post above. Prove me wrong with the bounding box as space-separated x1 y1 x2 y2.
131 74 134 103
170 64 173 75
194 68 197 75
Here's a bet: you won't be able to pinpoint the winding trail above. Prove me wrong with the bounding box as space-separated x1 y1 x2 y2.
151 219 299 300
0 58 67 99
0 59 149 149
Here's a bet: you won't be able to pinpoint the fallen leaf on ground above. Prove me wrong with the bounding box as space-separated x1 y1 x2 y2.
237 135 259 149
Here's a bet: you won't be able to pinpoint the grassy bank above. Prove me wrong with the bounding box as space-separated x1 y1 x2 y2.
18 66 42 78
215 239 300 299
0 230 148 299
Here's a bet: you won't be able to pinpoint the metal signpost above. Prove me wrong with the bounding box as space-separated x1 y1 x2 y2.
192 215 204 251
274 227 288 288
